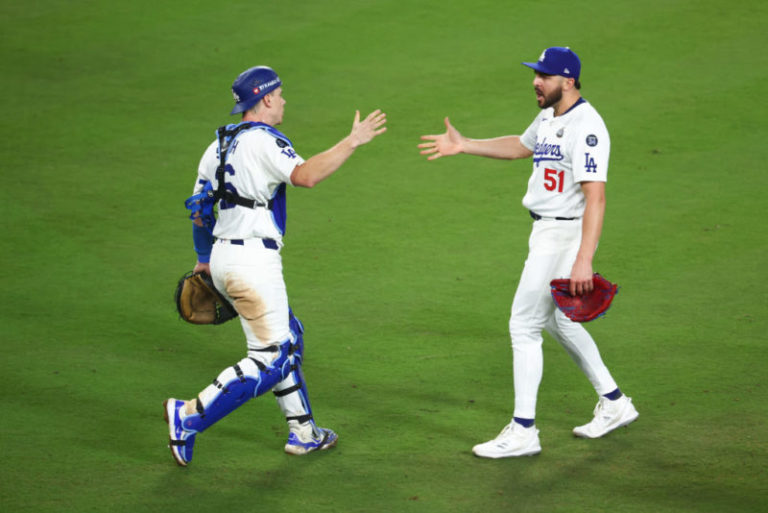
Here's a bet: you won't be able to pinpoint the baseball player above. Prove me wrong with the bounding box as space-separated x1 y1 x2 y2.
419 47 638 457
164 65 387 466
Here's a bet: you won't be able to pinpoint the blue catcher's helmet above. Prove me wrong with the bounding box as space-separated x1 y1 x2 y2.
230 66 282 115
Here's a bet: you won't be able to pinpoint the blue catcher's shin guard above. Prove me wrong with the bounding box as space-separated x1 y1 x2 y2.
182 349 291 434
273 357 314 424
273 312 314 424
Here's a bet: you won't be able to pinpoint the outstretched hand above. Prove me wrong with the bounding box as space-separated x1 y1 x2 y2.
349 109 387 149
418 117 465 160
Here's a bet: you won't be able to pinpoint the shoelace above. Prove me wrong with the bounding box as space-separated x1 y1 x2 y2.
594 399 618 422
495 423 526 441
498 424 515 438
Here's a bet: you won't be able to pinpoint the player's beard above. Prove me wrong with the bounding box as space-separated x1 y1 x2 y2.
536 87 562 110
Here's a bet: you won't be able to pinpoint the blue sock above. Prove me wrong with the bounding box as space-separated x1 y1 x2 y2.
603 388 622 401
513 417 535 428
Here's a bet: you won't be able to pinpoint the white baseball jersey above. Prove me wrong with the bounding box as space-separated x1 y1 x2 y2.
194 125 305 244
519 99 610 218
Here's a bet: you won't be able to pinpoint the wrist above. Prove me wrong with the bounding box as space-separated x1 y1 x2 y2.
574 252 593 267
458 137 471 154
347 136 359 151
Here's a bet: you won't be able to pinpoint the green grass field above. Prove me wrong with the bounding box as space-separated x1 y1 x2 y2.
2 0 766 511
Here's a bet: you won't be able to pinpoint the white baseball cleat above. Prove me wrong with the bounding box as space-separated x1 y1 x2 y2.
573 395 639 438
284 421 338 455
472 422 541 458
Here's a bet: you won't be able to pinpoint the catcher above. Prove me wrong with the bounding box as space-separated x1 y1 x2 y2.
163 65 386 467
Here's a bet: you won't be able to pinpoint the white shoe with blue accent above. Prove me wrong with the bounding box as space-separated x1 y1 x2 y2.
472 421 541 458
573 395 639 438
284 422 338 455
163 398 197 466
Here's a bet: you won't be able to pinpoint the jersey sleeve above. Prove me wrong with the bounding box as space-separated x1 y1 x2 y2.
520 112 543 151
193 140 219 194
255 133 305 185
571 114 610 183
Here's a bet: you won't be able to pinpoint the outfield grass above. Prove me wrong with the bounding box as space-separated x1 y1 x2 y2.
1 0 766 512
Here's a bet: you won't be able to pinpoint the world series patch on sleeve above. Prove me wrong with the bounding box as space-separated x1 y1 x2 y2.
175 271 238 325
550 273 619 323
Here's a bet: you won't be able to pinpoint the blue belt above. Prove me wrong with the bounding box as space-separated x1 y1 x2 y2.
529 210 578 221
227 238 279 250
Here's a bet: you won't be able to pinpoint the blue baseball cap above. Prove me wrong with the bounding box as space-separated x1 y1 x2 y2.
230 66 282 115
522 47 581 80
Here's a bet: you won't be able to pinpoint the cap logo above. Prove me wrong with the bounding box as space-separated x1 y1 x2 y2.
232 91 241 102
564 67 570 74
538 49 547 62
259 78 281 90
253 86 261 94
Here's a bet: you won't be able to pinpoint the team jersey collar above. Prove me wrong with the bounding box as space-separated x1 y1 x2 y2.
559 97 586 117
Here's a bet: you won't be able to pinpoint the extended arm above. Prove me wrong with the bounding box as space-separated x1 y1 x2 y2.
569 181 606 295
418 117 533 161
290 109 387 188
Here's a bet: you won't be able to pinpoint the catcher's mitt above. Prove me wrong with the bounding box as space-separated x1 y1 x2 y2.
175 271 238 325
550 273 619 323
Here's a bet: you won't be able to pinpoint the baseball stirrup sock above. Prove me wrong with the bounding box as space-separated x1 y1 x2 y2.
514 417 535 428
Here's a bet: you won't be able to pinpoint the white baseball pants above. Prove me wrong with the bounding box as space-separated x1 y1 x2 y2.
210 239 291 354
509 219 618 419
209 238 314 422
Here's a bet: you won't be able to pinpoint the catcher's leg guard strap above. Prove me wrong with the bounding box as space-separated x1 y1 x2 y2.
273 366 314 424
